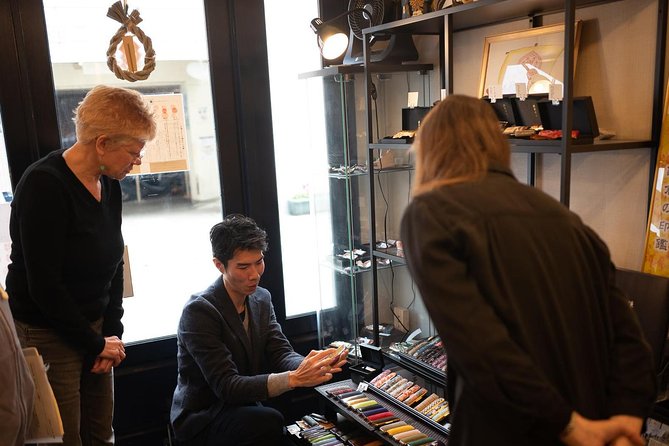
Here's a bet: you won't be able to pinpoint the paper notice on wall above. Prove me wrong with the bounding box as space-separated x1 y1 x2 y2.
131 94 189 175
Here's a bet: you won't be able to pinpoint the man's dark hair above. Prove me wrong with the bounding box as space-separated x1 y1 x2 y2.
210 214 268 267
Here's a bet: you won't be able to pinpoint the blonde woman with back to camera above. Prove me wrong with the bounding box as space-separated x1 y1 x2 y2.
400 94 656 446
6 85 156 446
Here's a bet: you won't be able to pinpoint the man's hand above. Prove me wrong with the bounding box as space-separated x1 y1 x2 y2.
560 412 645 446
289 349 344 388
330 349 349 371
99 336 126 363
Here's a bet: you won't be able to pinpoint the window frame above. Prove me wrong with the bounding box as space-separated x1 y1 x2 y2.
0 0 316 348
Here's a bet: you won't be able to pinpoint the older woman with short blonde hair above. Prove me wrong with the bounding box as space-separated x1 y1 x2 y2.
7 85 156 446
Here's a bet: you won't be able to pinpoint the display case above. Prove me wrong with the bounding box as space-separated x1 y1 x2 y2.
296 0 666 442
299 64 437 358
299 66 368 356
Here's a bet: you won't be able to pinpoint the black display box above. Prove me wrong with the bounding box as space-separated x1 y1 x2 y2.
483 95 599 143
485 96 520 126
350 344 384 384
514 96 543 127
402 106 432 130
537 96 600 142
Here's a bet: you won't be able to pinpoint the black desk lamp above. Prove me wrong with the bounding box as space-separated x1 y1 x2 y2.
310 5 373 60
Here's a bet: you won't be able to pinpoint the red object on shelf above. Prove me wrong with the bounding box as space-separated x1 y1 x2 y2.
535 129 581 140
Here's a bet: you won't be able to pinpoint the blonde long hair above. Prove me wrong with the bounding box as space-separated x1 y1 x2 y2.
413 94 510 196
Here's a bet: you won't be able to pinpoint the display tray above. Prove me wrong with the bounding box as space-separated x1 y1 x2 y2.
316 379 449 445
366 381 451 438
390 351 447 388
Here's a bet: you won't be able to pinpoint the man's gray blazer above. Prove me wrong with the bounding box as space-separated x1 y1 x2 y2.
170 277 303 442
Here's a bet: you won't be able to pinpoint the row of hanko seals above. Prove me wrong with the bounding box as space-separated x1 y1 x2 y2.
327 384 446 446
369 370 450 426
297 418 384 446
405 336 447 372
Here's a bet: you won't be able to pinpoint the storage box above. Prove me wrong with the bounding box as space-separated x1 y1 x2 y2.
402 106 432 130
484 96 520 126
350 344 384 384
514 96 543 127
537 96 599 142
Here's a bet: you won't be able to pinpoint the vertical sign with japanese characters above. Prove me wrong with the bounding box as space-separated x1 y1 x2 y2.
643 86 669 276
129 93 189 175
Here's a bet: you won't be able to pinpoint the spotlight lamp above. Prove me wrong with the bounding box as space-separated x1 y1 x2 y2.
310 6 372 60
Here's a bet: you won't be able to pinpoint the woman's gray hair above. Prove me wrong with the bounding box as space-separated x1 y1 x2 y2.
74 85 156 144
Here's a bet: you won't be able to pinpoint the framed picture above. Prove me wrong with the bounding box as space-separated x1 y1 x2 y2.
478 22 582 98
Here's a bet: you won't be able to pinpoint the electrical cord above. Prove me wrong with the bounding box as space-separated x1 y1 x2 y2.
377 152 410 333
406 169 417 310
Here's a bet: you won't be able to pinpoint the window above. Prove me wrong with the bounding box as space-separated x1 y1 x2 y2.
264 1 327 317
0 116 11 288
43 0 223 343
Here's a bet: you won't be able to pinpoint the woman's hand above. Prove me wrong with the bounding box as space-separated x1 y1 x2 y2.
559 412 645 446
90 357 115 374
99 336 125 363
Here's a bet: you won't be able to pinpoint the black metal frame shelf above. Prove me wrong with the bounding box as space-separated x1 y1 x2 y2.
509 139 653 154
299 63 434 80
365 0 633 35
362 0 665 207
369 138 654 155
372 248 407 264
308 0 667 440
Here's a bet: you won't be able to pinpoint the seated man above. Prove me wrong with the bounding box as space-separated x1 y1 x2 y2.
171 214 346 446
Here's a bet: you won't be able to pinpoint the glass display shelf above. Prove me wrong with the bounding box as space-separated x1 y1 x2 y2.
329 165 415 179
321 254 406 277
370 142 412 151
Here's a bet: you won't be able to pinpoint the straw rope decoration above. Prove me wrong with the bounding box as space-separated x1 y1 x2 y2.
106 1 155 82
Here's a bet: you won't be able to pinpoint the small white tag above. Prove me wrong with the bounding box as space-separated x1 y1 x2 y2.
357 382 368 392
548 83 563 104
515 83 528 101
440 89 447 100
407 92 419 108
487 85 503 103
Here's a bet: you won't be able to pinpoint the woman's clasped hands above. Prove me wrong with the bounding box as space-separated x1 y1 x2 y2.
91 336 126 374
